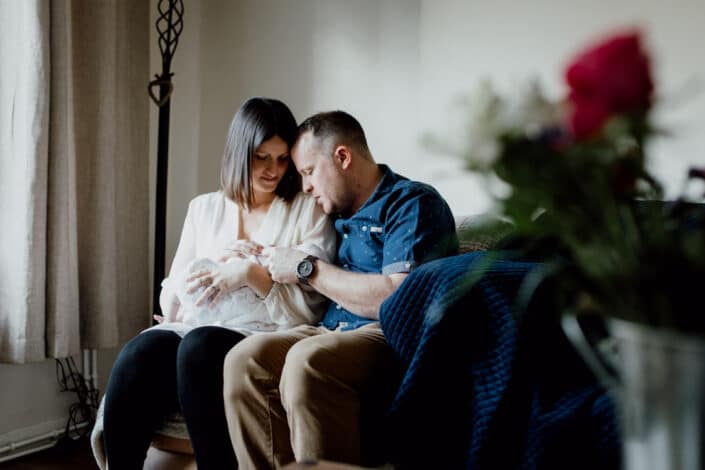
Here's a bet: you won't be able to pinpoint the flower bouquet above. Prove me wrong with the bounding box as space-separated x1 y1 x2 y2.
448 31 705 333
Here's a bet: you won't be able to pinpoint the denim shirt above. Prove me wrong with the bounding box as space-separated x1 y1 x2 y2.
319 165 458 331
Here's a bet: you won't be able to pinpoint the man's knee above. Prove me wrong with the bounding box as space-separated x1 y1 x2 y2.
280 337 330 410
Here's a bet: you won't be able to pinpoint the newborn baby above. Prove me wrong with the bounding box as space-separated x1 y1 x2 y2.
169 241 327 330
174 256 263 327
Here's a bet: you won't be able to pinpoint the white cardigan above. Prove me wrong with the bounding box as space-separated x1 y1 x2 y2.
153 191 336 336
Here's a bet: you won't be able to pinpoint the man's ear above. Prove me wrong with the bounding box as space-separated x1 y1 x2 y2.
334 145 353 170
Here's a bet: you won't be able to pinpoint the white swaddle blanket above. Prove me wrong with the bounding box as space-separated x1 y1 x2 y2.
176 256 264 327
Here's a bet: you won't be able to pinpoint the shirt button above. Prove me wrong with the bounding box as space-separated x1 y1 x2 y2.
405 262 411 269
335 304 341 309
362 225 368 231
344 264 349 269
343 233 348 239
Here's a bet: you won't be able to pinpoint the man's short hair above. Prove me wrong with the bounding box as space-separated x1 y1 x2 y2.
297 111 371 157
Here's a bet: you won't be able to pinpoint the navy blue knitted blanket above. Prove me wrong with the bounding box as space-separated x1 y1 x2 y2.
379 252 620 469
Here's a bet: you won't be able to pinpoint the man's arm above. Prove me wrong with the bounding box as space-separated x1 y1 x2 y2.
309 260 407 319
264 247 407 319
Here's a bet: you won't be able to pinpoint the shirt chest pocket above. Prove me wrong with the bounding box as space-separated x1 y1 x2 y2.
357 224 384 242
352 224 384 267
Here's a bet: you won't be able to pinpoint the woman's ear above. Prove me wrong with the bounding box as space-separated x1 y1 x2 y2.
334 145 353 170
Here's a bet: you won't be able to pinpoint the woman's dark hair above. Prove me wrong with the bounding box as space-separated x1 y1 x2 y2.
220 97 300 209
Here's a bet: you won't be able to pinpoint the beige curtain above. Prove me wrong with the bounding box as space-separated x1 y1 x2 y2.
0 0 150 363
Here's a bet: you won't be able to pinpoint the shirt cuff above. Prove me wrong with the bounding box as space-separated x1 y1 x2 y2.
262 281 281 306
382 260 418 275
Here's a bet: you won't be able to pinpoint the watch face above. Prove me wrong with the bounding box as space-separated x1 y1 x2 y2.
297 259 314 279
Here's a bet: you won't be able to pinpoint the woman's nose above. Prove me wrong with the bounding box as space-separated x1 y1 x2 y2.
262 160 277 174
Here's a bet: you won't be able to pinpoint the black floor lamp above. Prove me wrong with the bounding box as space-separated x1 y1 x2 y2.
148 0 184 319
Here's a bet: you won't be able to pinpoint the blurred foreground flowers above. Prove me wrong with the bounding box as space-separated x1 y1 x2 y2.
446 30 705 332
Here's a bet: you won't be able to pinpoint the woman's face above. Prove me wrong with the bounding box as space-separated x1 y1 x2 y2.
251 135 290 196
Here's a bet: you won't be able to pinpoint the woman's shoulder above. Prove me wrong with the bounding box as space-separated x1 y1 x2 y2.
188 191 228 210
184 191 234 221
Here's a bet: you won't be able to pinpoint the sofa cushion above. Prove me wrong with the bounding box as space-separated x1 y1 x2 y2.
455 214 514 253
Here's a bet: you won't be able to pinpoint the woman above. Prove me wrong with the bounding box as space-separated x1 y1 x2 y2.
100 98 335 469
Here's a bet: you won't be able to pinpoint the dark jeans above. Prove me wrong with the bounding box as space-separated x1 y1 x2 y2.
103 326 246 469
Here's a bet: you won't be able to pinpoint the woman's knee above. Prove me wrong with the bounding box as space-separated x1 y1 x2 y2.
113 330 180 375
105 330 181 404
176 326 240 374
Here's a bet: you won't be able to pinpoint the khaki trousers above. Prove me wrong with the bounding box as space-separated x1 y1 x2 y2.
223 323 399 469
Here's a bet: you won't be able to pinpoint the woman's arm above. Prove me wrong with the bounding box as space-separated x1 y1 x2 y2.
159 198 199 321
217 240 274 298
245 262 273 298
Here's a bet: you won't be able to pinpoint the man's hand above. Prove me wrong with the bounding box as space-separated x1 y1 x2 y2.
262 246 308 284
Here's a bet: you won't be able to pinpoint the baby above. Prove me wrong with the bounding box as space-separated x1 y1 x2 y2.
168 241 326 329
174 256 263 328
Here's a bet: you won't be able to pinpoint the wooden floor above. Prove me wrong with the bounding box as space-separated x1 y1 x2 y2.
0 439 368 470
0 438 97 470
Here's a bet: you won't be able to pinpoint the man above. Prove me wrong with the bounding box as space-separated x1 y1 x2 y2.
223 111 458 468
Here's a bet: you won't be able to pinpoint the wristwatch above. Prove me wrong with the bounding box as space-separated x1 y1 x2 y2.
296 255 318 285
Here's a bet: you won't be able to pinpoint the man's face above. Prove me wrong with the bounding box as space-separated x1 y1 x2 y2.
292 132 350 215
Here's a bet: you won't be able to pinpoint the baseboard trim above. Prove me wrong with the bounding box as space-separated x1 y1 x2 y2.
0 418 88 463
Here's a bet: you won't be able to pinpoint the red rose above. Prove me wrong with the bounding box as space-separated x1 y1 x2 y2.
565 31 653 139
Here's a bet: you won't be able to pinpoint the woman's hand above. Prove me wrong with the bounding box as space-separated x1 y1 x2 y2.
154 303 184 324
186 259 254 308
218 240 264 263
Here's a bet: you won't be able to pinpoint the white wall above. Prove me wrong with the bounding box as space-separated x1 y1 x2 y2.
0 361 76 447
159 0 705 270
0 349 117 451
195 0 423 208
416 0 705 203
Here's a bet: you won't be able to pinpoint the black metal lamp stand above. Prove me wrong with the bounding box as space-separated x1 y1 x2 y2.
148 0 184 319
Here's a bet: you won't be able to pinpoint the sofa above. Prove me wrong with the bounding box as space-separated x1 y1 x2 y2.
92 214 517 470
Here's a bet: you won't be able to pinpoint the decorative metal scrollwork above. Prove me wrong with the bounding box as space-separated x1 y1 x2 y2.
148 0 184 107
